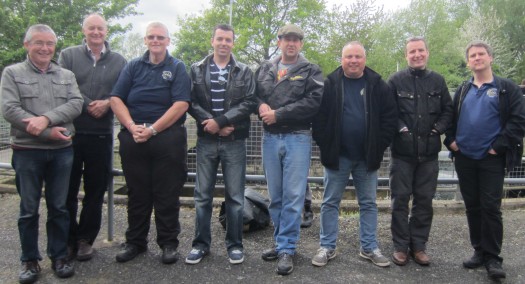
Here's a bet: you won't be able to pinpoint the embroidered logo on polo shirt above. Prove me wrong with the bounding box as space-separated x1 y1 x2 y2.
162 71 172 80
486 88 498 97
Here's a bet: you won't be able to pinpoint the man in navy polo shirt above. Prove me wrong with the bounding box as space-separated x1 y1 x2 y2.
110 22 191 265
445 40 525 280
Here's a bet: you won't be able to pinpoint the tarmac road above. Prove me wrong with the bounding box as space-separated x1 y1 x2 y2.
0 193 523 284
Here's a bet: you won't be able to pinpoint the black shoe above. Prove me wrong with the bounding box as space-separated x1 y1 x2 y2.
277 253 294 275
485 259 506 279
301 210 314 228
19 260 41 284
463 250 484 269
262 247 278 261
161 246 179 264
116 243 146 263
51 258 74 279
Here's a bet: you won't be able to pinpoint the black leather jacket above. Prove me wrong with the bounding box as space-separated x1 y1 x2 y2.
255 55 323 133
444 75 525 171
189 54 256 140
388 68 453 161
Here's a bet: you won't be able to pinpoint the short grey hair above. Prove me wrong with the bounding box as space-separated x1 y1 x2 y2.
465 40 493 60
24 24 57 43
146 22 169 37
342 41 367 56
82 13 107 28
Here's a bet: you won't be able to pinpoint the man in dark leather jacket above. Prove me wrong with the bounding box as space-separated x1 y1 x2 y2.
444 40 525 280
311 41 397 268
387 37 453 266
256 24 323 276
187 24 256 265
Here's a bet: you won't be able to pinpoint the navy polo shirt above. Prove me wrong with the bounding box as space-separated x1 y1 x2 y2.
456 79 501 159
111 50 191 124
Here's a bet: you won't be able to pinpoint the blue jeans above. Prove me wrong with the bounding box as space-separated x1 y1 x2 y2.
263 131 311 255
12 147 73 262
192 138 246 252
320 156 379 251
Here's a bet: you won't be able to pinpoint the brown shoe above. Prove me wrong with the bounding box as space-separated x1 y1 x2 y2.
76 240 94 261
411 250 430 266
392 251 409 266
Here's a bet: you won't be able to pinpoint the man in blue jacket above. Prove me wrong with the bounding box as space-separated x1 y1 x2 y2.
311 41 397 268
445 40 525 280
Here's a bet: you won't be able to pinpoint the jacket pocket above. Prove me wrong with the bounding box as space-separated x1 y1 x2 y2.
427 90 442 114
14 76 39 98
397 91 414 114
426 131 442 155
51 78 72 103
230 79 246 104
393 131 414 156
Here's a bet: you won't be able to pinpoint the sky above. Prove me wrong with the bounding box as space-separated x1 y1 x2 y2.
115 0 412 37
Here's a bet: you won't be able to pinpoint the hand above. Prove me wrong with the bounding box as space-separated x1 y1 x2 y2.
259 103 271 114
22 116 49 136
218 126 234 136
450 141 459 152
87 100 110 118
131 124 150 143
260 110 276 125
202 119 220 134
488 148 497 155
49 127 72 141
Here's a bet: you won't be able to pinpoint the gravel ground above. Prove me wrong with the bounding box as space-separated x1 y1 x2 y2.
0 193 523 284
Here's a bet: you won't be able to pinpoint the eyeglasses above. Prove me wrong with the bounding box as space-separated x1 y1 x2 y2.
31 41 56 48
218 76 228 85
146 35 167 41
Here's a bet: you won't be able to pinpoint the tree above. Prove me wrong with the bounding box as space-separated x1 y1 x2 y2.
173 0 327 69
111 32 146 60
0 0 140 73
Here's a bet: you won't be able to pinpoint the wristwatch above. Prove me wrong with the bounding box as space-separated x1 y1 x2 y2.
148 126 158 136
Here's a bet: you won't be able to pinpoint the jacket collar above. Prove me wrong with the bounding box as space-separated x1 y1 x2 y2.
196 53 240 71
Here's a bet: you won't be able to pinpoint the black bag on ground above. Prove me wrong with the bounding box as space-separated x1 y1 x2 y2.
219 187 270 232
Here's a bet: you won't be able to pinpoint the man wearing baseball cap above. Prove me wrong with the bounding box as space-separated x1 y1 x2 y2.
256 23 323 275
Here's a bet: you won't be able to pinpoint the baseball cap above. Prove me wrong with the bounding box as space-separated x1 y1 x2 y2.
277 24 304 40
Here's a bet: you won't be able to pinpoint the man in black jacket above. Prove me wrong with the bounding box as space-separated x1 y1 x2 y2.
311 41 397 268
186 24 256 265
58 13 127 261
444 40 525 280
256 24 323 275
387 37 453 266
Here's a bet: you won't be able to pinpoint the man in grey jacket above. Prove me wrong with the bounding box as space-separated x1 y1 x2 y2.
1 24 83 283
58 13 127 261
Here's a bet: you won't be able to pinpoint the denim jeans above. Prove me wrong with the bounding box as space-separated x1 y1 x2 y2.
67 134 112 246
12 147 73 262
320 156 379 251
263 131 311 255
192 138 246 252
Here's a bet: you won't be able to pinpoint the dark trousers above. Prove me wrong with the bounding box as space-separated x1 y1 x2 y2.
390 157 438 252
67 134 112 246
454 152 505 262
118 125 187 249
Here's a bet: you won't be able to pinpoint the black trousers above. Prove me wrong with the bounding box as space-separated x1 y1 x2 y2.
67 134 112 246
390 158 438 252
118 125 187 249
454 152 505 262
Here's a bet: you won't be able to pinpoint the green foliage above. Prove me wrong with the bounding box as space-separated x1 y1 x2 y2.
0 0 140 73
